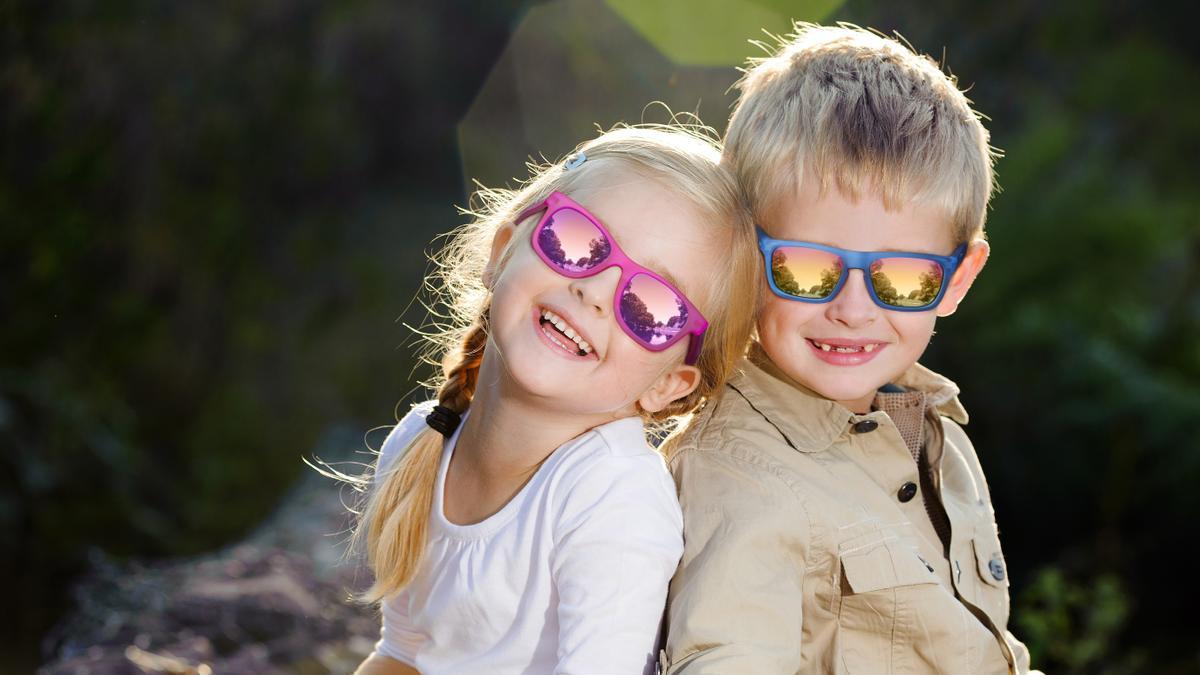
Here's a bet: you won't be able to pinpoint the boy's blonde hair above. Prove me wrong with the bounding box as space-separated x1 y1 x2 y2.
725 23 998 242
352 124 758 601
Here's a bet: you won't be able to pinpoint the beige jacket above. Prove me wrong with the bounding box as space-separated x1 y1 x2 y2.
662 345 1037 674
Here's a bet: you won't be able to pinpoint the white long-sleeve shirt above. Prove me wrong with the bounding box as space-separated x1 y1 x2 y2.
373 401 684 674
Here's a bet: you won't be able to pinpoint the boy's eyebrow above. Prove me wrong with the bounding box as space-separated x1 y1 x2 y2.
778 236 953 256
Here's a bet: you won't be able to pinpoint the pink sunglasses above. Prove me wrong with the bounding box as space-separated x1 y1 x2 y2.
516 191 708 365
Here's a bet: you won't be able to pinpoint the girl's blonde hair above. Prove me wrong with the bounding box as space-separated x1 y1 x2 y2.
352 124 758 602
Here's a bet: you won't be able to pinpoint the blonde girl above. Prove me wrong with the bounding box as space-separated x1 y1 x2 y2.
352 125 757 675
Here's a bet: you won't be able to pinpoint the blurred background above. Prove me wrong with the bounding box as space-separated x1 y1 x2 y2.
3 0 1199 672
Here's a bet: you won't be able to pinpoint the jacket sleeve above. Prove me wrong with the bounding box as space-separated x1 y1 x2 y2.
663 447 809 674
1006 629 1044 674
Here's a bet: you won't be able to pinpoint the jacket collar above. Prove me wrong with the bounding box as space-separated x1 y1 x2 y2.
728 342 970 453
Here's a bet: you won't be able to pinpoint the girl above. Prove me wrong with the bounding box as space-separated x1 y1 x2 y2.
351 126 757 675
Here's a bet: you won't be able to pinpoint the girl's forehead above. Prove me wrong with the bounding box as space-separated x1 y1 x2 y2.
574 181 720 305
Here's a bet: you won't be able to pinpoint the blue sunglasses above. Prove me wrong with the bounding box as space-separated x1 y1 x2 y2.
757 227 967 312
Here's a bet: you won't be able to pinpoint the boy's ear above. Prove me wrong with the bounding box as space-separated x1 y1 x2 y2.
638 364 702 414
937 239 989 318
482 222 517 289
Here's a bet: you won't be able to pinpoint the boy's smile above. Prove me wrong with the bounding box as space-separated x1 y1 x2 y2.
756 177 987 413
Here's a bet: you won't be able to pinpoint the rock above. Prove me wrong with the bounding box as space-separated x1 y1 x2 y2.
39 447 381 674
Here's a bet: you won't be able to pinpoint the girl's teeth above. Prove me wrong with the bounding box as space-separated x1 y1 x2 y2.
820 343 831 352
540 309 593 356
864 344 876 353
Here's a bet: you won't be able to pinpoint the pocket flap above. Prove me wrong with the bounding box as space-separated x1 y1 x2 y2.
841 540 938 594
972 523 1010 588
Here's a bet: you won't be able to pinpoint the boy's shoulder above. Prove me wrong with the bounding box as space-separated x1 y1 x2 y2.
664 372 817 505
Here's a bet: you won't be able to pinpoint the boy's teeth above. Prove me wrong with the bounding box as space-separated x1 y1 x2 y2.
814 340 881 354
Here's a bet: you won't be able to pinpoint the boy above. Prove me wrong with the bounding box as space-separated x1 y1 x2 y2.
662 24 1039 674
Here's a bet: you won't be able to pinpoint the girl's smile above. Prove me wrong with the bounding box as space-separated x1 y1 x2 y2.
534 306 597 360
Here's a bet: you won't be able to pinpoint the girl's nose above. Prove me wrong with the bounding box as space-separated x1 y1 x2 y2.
568 267 621 317
825 269 879 328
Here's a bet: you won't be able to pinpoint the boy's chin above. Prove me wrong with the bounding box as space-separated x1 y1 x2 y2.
807 377 887 409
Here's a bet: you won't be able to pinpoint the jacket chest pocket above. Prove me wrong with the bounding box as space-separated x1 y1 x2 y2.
969 520 1012 628
834 538 946 673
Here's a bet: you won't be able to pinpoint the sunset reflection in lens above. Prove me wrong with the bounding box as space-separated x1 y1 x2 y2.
869 257 945 307
771 247 843 299
537 208 611 272
619 274 688 346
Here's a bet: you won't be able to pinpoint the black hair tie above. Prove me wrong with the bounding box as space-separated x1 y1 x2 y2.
425 404 462 437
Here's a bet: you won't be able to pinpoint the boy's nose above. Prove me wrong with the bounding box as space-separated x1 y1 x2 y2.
825 269 879 327
569 267 621 317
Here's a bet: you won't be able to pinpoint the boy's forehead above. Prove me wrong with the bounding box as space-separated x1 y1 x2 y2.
760 180 958 253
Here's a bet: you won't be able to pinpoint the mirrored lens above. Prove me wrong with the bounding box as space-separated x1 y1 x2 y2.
537 207 612 272
869 257 946 307
770 247 843 299
619 273 689 347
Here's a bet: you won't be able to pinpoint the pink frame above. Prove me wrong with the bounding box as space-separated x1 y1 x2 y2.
516 191 708 365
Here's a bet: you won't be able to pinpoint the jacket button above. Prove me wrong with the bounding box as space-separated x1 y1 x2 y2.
897 482 918 502
988 557 1006 581
852 419 878 433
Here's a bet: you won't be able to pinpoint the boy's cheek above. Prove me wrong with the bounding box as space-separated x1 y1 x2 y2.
755 301 809 362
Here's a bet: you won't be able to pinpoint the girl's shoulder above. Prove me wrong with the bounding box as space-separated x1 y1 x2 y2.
554 416 661 474
376 400 438 477
544 417 682 550
548 416 679 516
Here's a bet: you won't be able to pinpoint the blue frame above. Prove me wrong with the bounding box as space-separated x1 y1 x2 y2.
756 227 967 312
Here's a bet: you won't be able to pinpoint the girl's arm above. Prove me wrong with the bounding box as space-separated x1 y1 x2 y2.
353 652 420 675
550 453 685 674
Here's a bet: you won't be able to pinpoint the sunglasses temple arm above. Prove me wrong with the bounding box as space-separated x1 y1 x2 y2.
683 333 704 366
514 202 546 225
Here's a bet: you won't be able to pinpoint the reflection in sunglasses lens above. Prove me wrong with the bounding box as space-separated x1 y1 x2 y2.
619 274 688 346
538 208 611 272
869 257 945 307
771 247 843 299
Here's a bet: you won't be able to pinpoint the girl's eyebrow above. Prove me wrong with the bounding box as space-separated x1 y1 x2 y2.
638 256 686 292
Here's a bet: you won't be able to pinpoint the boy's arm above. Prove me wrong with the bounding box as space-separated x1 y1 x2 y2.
664 448 809 674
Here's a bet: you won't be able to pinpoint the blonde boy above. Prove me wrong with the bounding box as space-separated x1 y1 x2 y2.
662 24 1040 674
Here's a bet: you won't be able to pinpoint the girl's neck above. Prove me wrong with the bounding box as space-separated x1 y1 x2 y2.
439 345 638 526
452 356 632 478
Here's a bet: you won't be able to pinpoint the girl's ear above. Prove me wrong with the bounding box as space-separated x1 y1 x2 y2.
638 364 702 414
937 239 989 318
482 222 516 289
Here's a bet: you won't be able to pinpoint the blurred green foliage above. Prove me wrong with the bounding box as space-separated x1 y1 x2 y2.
1016 568 1138 673
1 0 530 667
3 0 1199 672
605 0 838 66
